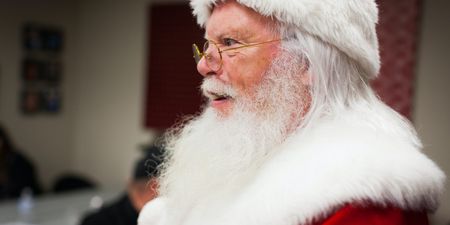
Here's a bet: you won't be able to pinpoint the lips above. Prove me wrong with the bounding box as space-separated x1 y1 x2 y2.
208 91 232 101
207 91 233 110
201 78 237 107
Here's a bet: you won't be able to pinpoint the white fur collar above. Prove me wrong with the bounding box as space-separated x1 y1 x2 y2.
139 113 445 225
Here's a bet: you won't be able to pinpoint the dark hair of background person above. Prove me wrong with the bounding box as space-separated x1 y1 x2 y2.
79 144 164 225
0 124 43 200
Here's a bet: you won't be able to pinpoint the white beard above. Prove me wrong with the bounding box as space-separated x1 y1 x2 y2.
158 52 309 223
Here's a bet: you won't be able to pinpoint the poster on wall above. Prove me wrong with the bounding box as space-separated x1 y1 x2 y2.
20 23 64 115
23 24 63 52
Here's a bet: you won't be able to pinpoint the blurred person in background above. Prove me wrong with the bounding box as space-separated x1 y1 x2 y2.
138 0 445 225
0 124 42 200
80 145 163 225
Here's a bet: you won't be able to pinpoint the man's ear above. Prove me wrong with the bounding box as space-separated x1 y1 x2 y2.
148 177 159 192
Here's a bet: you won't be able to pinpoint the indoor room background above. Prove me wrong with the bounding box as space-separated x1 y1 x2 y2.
0 0 449 224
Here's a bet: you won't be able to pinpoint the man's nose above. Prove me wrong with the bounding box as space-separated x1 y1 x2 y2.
196 57 213 77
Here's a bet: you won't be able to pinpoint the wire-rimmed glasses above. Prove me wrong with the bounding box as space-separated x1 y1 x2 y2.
192 39 281 72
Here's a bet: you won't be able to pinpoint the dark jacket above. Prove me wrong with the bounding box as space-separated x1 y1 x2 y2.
80 193 139 225
0 150 42 200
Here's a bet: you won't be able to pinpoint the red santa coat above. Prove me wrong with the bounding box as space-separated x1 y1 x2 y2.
138 110 445 225
312 203 428 225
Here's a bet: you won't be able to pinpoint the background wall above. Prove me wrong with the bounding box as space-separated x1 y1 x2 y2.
0 0 79 189
70 0 184 188
70 0 153 189
415 1 450 224
0 0 449 224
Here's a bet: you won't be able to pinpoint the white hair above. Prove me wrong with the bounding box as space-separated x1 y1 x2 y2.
277 24 421 147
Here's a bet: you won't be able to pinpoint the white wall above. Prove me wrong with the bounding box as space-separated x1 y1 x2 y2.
70 0 159 188
0 0 79 189
415 1 450 224
70 0 186 189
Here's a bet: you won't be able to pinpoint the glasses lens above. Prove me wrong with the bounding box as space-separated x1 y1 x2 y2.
203 41 222 71
192 44 202 64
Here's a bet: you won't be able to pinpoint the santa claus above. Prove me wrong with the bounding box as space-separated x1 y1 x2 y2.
138 0 445 224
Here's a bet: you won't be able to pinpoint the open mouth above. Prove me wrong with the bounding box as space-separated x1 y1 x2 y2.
207 91 233 102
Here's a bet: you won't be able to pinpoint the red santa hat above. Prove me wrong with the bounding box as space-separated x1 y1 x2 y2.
190 0 380 79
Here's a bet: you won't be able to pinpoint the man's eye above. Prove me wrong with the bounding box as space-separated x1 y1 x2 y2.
223 38 239 47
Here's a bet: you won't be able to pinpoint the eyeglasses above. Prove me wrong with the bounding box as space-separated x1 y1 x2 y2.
192 39 281 72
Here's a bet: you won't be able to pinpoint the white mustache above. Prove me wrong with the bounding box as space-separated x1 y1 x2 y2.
200 78 237 99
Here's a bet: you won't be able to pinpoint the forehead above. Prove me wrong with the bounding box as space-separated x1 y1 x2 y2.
205 1 276 39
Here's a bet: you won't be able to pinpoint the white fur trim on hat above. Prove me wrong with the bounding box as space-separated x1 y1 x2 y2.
190 0 381 79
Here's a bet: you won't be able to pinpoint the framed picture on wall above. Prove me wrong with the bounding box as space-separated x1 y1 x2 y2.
20 88 42 114
44 61 62 83
42 87 61 113
23 25 43 50
23 24 63 52
21 23 64 115
22 59 43 81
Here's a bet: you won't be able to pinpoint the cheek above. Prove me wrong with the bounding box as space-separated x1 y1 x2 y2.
242 55 272 87
224 48 277 92
236 57 268 83
227 62 264 93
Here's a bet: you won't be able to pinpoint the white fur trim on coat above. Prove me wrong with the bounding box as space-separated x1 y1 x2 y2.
190 0 380 80
138 111 445 225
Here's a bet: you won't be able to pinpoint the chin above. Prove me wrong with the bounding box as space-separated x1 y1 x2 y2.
210 99 234 117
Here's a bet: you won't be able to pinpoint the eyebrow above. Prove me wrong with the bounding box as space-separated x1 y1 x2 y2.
205 28 251 42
